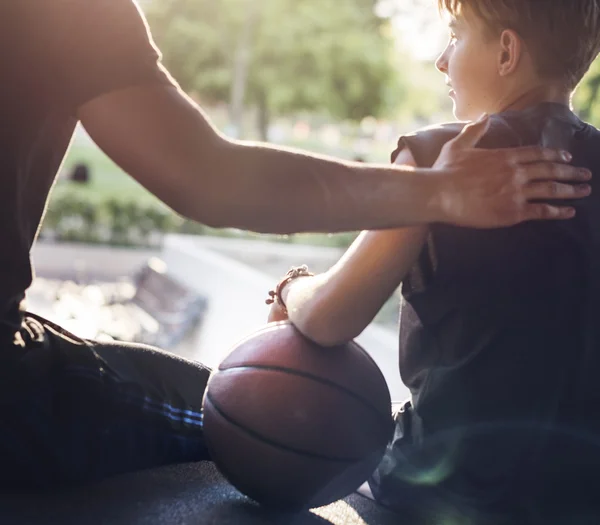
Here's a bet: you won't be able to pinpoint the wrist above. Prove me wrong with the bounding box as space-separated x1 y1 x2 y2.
423 169 451 223
265 265 314 315
404 168 446 224
280 274 312 305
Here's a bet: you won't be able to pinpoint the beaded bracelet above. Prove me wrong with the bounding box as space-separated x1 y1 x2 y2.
265 265 314 315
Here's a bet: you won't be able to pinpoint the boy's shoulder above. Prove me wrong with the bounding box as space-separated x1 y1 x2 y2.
391 115 526 168
391 121 466 167
392 104 597 169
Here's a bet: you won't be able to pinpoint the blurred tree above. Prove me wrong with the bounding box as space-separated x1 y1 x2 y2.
145 0 399 139
574 57 600 126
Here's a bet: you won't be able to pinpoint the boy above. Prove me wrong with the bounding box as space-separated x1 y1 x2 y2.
271 0 600 521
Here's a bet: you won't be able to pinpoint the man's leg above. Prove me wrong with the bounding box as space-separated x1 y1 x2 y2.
0 313 211 488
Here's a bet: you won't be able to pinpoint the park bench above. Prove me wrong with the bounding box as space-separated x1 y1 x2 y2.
103 257 208 349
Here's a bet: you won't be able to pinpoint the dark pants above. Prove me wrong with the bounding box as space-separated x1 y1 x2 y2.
0 313 211 488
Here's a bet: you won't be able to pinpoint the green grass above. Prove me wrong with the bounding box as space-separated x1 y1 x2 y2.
54 142 163 206
282 137 393 163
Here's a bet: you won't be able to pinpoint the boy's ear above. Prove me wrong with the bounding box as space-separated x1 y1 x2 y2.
498 29 523 76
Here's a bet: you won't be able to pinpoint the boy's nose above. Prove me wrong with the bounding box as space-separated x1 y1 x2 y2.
436 51 449 74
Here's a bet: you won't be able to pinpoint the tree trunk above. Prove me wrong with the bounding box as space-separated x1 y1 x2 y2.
257 88 270 142
229 0 261 139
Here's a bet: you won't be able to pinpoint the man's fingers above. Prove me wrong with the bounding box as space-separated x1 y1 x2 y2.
449 114 490 150
523 204 577 222
503 145 574 166
525 181 592 201
518 163 592 183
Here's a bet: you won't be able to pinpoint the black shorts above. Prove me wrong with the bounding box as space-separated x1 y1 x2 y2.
369 402 523 523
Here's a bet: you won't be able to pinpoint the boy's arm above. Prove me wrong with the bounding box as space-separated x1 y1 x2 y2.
79 85 435 233
282 147 427 346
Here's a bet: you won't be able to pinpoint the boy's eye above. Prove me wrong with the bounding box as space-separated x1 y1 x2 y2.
450 32 458 43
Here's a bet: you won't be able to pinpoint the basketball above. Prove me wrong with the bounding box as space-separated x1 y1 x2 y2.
202 321 394 510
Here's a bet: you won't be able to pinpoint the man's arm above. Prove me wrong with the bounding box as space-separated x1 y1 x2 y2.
79 86 592 233
79 84 426 233
45 0 589 232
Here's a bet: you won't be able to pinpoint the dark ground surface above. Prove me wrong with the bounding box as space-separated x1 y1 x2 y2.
0 462 403 525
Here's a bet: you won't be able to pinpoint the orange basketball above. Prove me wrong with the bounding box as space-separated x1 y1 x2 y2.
202 321 393 510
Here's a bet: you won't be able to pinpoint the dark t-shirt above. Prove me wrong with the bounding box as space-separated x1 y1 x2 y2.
388 103 600 504
0 1 172 332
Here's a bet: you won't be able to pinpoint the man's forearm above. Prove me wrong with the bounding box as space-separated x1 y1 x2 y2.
81 85 589 233
181 138 438 234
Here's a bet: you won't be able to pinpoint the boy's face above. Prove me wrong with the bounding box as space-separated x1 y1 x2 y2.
435 8 503 120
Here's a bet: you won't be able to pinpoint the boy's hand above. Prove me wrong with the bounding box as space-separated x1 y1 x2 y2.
430 114 592 228
267 302 288 323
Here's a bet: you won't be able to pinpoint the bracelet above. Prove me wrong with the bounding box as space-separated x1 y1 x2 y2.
265 265 314 315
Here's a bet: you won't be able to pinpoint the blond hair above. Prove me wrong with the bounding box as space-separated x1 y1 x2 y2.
438 0 600 89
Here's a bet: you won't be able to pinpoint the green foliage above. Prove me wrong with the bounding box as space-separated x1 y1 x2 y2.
146 0 399 125
41 191 359 249
574 57 600 125
41 192 181 247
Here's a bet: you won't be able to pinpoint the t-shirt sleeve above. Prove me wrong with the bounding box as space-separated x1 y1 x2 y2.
390 122 466 168
36 0 174 113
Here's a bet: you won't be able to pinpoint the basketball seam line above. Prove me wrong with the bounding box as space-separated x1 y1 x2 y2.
216 365 392 429
204 393 364 463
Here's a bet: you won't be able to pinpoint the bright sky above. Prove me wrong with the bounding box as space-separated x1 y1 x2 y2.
394 15 448 60
377 1 449 61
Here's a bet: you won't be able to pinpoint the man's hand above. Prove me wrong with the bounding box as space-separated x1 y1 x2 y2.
430 114 592 228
